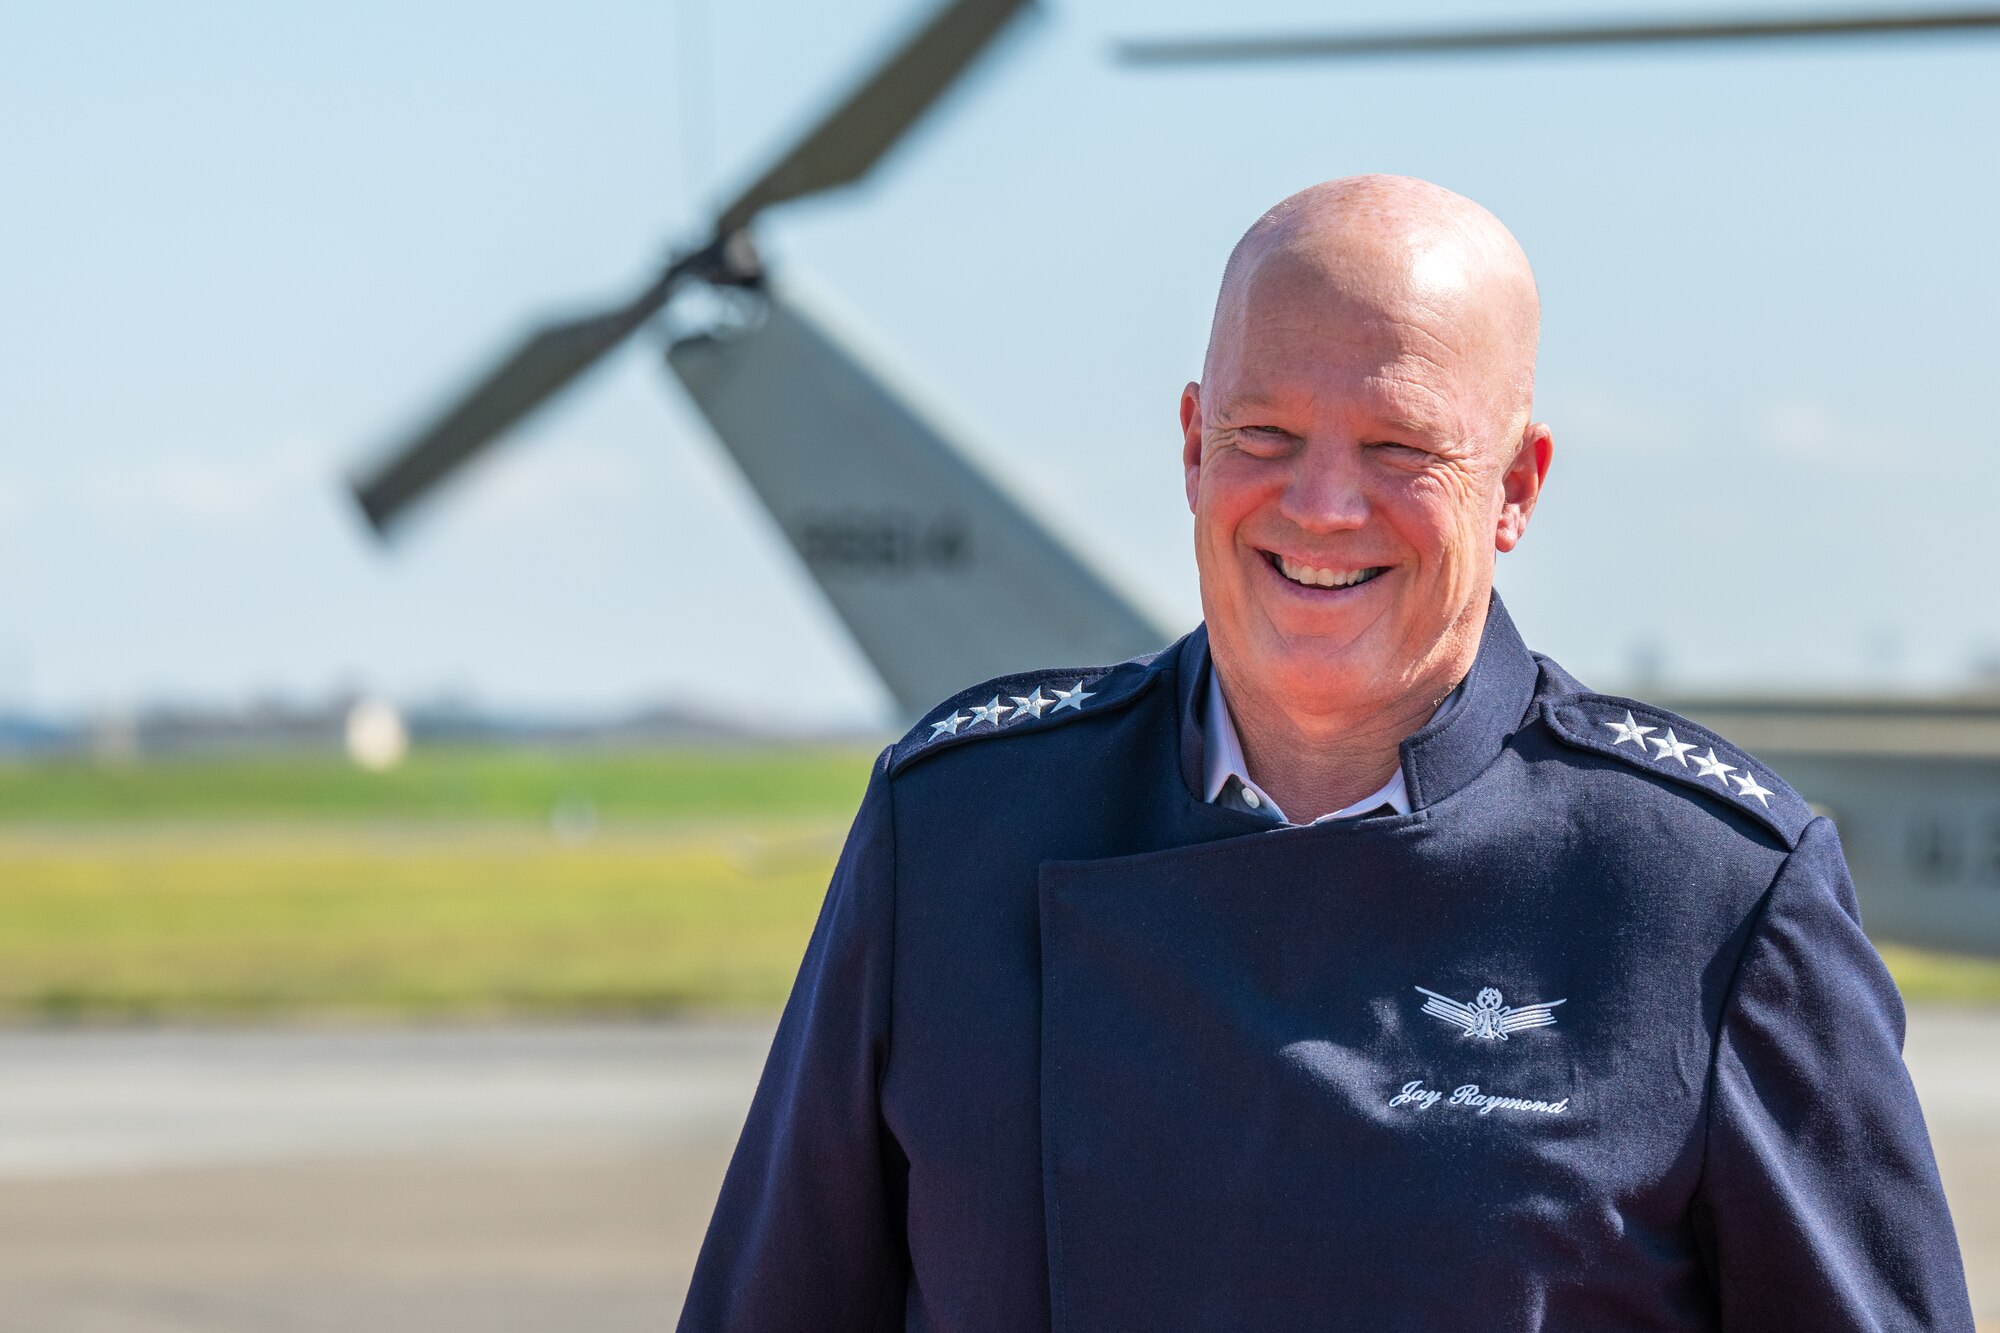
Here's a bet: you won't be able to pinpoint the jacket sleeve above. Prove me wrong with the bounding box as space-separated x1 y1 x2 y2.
677 747 907 1332
1694 815 1974 1331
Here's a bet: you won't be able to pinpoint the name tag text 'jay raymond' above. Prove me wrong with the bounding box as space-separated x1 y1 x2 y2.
1389 1080 1570 1117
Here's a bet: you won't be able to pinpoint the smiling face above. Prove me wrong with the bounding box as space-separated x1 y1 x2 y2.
1184 181 1551 728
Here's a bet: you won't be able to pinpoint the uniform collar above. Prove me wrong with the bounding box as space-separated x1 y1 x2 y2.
1173 592 1541 813
1202 666 1413 821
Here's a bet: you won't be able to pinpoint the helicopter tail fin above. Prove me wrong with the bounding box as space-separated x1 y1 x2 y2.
667 280 1170 719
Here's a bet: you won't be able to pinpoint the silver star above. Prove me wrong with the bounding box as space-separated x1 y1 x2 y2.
969 696 1010 728
1010 688 1053 720
928 711 968 740
1649 728 1697 767
1692 748 1737 785
1730 770 1775 807
1603 710 1656 749
1050 682 1096 714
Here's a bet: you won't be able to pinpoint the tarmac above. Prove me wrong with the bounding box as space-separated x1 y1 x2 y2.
0 1011 1992 1331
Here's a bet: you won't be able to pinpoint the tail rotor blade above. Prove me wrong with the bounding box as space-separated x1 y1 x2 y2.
1115 7 2000 67
352 277 679 534
715 0 1033 236
351 0 1040 540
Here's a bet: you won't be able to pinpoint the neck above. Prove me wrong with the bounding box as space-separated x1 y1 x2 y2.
1215 608 1487 820
1225 678 1448 820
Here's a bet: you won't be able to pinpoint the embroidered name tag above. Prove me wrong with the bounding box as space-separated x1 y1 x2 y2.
1389 1079 1569 1117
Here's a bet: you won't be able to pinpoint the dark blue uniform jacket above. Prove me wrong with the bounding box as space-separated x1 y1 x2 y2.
678 597 1973 1332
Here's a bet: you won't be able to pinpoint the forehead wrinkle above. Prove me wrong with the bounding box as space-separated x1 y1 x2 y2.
1216 359 1465 452
1223 321 1473 438
1364 370 1465 442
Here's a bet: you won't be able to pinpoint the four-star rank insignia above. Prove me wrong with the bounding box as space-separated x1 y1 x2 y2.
918 677 1102 749
1599 707 1775 806
893 664 1143 775
1541 694 1811 847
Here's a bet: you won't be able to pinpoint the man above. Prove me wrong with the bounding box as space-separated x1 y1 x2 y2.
678 176 1974 1330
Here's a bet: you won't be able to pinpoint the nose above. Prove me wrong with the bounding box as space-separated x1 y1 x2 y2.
1277 439 1369 534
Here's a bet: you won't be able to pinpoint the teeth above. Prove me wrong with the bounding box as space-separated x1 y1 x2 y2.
1276 556 1380 589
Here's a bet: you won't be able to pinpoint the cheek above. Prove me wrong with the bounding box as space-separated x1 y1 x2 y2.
1395 471 1490 560
1374 485 1452 556
1193 459 1270 550
1190 492 1242 585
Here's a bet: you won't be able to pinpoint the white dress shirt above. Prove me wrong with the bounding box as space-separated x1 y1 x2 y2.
1203 668 1460 824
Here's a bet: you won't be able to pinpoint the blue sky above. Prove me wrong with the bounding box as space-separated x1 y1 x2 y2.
6 0 2000 728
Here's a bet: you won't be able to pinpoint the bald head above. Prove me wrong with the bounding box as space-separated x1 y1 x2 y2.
1205 175 1541 440
1181 173 1556 771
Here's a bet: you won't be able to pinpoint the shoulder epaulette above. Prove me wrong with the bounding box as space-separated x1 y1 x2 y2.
888 651 1167 776
1541 692 1814 849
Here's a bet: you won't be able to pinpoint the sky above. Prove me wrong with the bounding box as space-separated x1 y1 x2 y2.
6 0 2000 730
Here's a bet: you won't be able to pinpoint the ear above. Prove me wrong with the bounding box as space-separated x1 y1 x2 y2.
1494 422 1553 553
1180 382 1204 514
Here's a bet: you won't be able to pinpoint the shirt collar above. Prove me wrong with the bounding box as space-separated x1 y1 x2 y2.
1202 665 1416 821
1174 592 1542 814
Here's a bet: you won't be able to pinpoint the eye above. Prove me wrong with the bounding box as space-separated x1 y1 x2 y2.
1366 440 1431 463
1232 425 1294 457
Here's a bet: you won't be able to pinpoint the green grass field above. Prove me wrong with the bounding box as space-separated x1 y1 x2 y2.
0 746 874 823
1 745 1995 1020
0 746 876 1021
